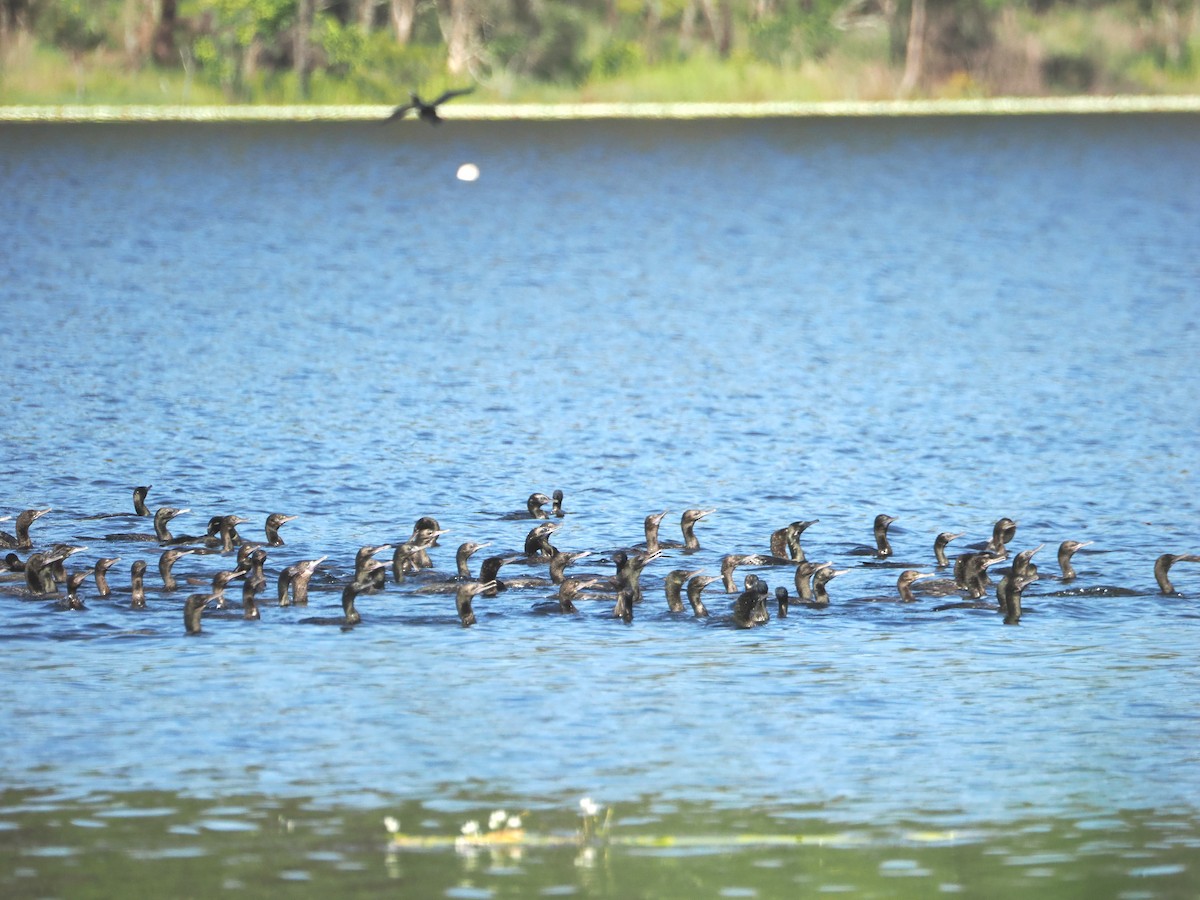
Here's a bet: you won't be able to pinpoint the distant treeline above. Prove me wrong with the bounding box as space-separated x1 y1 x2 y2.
1 0 1198 102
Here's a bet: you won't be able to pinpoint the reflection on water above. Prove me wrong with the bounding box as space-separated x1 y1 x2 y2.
1 789 1197 898
1 115 1199 894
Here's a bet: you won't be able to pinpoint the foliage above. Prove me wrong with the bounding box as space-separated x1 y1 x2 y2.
3 0 1200 103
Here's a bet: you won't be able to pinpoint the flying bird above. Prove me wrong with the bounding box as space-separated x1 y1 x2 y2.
385 87 476 125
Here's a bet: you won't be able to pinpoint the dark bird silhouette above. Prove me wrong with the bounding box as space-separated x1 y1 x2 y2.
385 87 475 124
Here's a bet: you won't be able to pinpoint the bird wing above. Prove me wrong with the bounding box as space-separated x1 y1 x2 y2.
431 86 475 106
385 103 415 122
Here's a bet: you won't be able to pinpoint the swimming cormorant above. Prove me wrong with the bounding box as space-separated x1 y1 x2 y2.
393 527 448 581
61 568 91 610
92 556 120 597
24 546 79 595
184 593 213 635
664 568 703 613
555 577 600 614
809 566 847 607
895 570 935 602
155 507 190 543
130 560 147 608
0 508 51 550
934 532 964 568
775 586 790 617
642 511 669 555
158 547 193 591
210 565 249 608
1056 540 1091 582
522 521 559 558
527 493 552 519
959 552 1004 599
679 508 714 553
263 513 297 546
355 543 393 590
1154 553 1200 594
733 581 771 628
793 560 832 603
770 520 818 562
407 517 444 569
552 490 566 518
998 572 1038 624
385 87 475 124
985 517 1018 557
133 485 152 516
456 580 495 627
300 560 386 626
686 573 718 617
1010 544 1043 581
720 554 772 593
873 514 898 558
241 577 262 620
477 554 520 597
277 555 327 606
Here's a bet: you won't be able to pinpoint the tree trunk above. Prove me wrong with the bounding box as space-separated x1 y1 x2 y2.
358 0 374 33
390 0 415 44
295 0 314 98
152 0 177 65
898 0 926 97
439 0 473 76
698 0 732 58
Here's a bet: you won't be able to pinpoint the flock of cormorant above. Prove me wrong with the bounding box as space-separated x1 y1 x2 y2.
1 486 1196 635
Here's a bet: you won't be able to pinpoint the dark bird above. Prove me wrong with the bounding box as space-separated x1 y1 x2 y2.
0 508 51 550
686 573 718 617
873 514 898 559
184 593 213 635
300 561 386 626
456 580 496 627
277 555 327 606
664 568 703 613
92 556 121 597
385 87 475 124
1154 552 1200 594
1056 540 1091 582
263 513 298 547
933 531 964 568
130 560 147 609
985 517 1018 557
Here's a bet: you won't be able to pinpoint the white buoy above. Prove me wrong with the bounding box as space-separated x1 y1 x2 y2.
456 162 480 182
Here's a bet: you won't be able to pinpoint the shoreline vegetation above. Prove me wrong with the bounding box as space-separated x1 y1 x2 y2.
4 94 1200 122
1 2 1199 111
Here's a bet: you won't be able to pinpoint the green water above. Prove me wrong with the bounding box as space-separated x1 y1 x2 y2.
2 790 1196 898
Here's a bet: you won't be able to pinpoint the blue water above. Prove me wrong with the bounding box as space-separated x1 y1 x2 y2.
0 116 1198 837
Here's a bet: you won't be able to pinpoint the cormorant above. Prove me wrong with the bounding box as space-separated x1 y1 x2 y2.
264 513 297 546
1154 553 1200 594
0 508 51 550
664 568 703 613
1057 540 1091 582
385 87 475 124
934 532 964 568
456 580 495 627
92 556 120 597
184 593 213 635
686 573 718 617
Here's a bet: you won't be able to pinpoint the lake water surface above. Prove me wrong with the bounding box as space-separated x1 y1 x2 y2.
0 114 1198 897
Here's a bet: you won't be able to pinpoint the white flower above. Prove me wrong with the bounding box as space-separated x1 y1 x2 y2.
506 815 522 830
383 816 400 834
488 809 508 830
460 820 480 836
579 797 600 818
